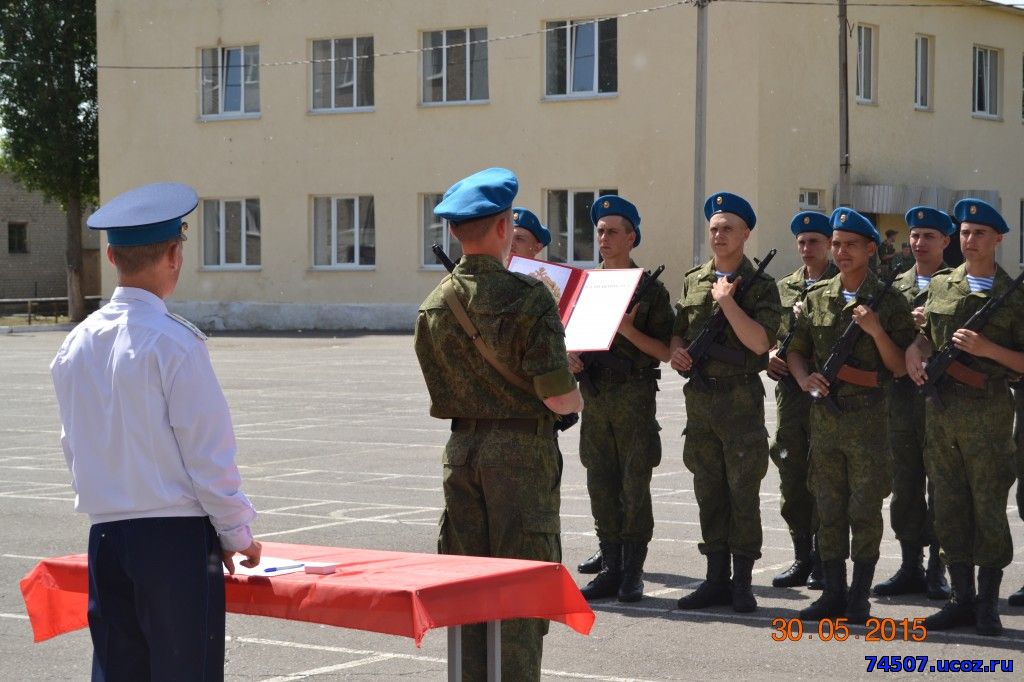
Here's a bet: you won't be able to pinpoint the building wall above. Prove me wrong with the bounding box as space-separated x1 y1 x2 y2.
96 0 1024 329
0 174 99 300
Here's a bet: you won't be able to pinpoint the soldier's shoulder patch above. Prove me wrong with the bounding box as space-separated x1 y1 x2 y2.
166 312 207 341
683 264 703 277
805 279 831 295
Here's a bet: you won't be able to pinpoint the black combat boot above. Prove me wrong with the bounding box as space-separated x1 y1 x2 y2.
580 542 622 601
677 551 732 610
846 561 876 624
924 563 975 630
732 555 757 613
772 533 813 588
799 560 847 620
872 541 926 596
577 547 602 575
618 542 648 603
975 567 1003 637
806 535 824 590
1008 584 1024 607
925 543 950 600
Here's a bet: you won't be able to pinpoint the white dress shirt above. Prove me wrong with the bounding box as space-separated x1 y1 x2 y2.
50 287 256 551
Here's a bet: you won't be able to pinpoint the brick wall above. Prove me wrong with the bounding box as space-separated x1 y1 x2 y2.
0 173 97 299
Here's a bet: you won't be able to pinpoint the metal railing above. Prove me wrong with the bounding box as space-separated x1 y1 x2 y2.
0 296 102 325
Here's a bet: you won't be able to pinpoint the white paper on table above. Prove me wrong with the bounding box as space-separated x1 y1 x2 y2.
224 555 329 577
564 268 643 352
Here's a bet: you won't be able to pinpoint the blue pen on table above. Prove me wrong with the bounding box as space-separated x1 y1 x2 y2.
263 563 304 573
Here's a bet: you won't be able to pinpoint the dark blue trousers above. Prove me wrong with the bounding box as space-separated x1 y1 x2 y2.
87 517 225 682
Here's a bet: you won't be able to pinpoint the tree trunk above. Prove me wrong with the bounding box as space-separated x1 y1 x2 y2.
65 192 86 322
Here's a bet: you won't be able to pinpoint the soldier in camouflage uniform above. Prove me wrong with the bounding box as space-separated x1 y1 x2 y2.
670 192 782 613
766 211 838 590
906 198 1024 637
414 168 583 680
787 208 916 624
873 207 953 601
1010 380 1024 607
566 195 673 603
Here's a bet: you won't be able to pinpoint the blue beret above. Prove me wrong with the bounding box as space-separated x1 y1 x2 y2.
434 167 518 223
512 207 550 247
591 194 641 247
905 206 955 236
87 182 198 247
790 211 832 238
704 192 756 230
830 207 880 245
953 198 1008 234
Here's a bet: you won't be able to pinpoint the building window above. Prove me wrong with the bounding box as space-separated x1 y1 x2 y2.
914 35 932 110
312 195 375 267
422 193 463 267
856 25 876 103
973 46 999 117
201 45 260 118
7 222 27 254
421 28 488 104
546 188 617 265
545 18 617 97
202 199 261 268
311 37 374 111
798 189 825 211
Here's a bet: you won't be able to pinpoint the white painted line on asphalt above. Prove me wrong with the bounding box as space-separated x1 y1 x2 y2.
0 613 29 620
2 553 47 560
261 653 397 681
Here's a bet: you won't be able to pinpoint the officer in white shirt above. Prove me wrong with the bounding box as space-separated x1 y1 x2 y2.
50 182 261 682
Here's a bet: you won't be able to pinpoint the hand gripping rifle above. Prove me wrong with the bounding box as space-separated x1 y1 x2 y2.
681 249 777 389
918 268 1024 411
431 243 580 432
576 265 666 396
810 271 898 414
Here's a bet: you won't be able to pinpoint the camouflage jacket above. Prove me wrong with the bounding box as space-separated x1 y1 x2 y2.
776 262 840 341
893 262 947 308
595 259 674 371
789 269 916 397
672 256 783 376
414 254 577 419
921 263 1024 382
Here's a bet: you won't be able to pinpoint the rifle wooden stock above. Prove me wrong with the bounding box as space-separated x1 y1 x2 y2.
946 359 988 390
835 364 879 388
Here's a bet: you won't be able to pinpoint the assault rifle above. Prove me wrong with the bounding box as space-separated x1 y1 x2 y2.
576 265 667 395
919 268 1024 411
809 271 897 414
681 249 777 389
431 243 579 432
773 281 816 392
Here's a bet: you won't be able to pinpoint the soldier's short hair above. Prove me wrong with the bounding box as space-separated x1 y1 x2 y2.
450 208 510 243
109 237 181 276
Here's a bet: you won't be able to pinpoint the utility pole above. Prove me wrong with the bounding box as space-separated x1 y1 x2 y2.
837 0 851 207
692 0 710 266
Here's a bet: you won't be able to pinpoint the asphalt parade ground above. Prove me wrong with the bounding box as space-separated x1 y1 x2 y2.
1 331 1022 680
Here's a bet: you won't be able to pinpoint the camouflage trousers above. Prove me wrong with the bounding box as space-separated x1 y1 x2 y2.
682 376 770 559
579 377 662 543
769 381 816 539
887 379 937 547
439 427 562 682
924 385 1015 569
808 398 892 563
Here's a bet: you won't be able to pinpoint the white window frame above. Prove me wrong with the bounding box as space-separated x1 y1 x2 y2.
856 24 877 104
798 189 825 212
914 34 933 111
420 27 489 105
310 36 374 113
200 45 261 120
421 193 462 269
1018 199 1023 266
972 45 1000 119
202 198 261 270
544 18 618 100
311 195 375 270
545 188 617 267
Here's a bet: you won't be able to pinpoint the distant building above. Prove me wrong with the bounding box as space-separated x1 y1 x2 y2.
95 0 1024 330
0 173 99 301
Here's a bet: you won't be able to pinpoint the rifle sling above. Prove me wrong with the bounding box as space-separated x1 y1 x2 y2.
442 279 535 395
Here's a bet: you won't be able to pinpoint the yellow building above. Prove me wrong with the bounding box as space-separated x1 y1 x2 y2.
96 0 1024 329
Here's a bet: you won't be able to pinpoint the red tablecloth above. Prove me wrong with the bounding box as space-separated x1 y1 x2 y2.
20 542 594 646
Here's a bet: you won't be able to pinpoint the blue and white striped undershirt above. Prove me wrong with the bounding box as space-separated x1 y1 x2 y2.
714 271 733 280
915 274 933 291
842 290 857 304
966 274 995 292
